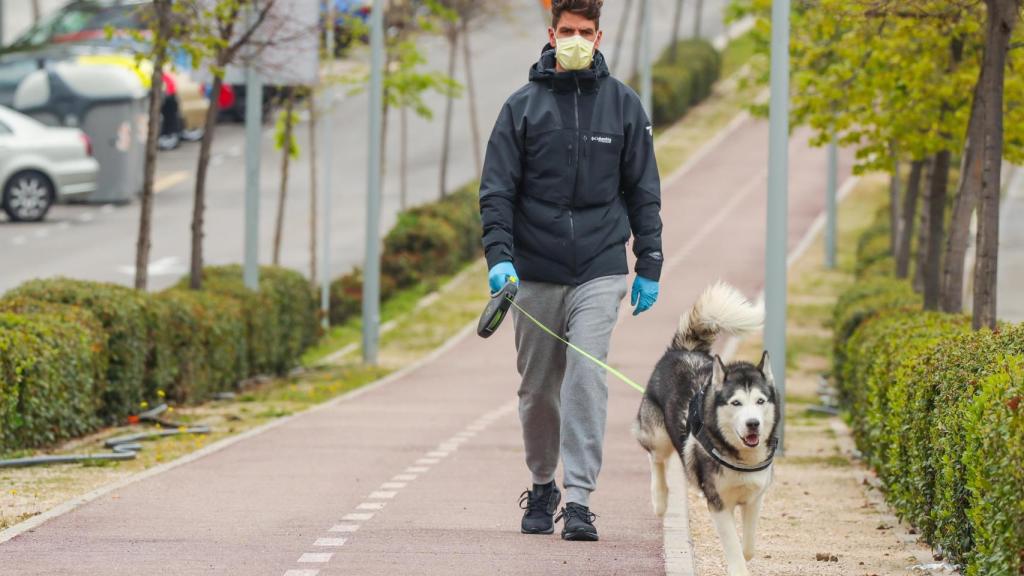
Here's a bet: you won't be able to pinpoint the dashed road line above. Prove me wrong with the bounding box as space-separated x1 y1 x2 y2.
282 401 516 575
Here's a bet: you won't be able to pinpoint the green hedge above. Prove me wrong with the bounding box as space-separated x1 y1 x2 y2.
1 265 318 453
7 279 150 422
630 40 721 127
330 182 482 325
834 207 1024 571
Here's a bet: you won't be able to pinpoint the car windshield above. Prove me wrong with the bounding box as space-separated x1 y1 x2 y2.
8 2 147 50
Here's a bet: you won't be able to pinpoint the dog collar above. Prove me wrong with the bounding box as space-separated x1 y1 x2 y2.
688 386 777 474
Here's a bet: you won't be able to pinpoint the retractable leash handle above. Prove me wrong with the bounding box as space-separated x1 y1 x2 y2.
477 280 519 338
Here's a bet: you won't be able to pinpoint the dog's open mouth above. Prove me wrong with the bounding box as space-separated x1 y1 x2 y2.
742 433 760 448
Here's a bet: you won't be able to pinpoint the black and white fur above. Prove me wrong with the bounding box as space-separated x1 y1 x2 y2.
633 282 779 576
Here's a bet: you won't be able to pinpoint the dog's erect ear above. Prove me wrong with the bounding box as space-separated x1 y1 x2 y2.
713 355 727 388
758 350 775 385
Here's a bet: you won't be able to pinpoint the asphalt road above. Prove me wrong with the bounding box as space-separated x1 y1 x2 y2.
0 0 731 292
0 115 857 576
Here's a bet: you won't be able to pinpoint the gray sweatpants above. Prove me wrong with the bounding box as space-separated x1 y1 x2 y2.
512 274 629 507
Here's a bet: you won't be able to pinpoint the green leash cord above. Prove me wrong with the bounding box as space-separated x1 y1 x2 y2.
508 300 647 394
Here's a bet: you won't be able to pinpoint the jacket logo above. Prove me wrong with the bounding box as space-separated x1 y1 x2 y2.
591 135 613 144
646 125 653 136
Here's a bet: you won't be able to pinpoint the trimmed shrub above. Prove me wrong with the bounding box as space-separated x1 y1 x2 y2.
151 290 248 403
963 356 1024 576
6 278 150 421
0 311 103 451
630 40 721 127
187 265 317 376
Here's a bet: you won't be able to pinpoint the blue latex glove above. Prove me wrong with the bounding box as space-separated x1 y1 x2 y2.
631 275 659 316
489 261 519 294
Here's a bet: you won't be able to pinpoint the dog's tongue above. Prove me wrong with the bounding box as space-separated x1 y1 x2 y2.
744 433 760 447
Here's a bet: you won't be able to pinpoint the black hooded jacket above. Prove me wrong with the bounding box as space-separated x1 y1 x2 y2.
479 45 663 285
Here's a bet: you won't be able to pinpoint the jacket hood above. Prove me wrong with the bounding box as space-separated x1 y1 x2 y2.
529 42 610 92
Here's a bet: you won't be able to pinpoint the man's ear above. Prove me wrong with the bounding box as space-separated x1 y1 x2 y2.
594 29 603 51
548 27 557 49
713 355 727 388
758 350 774 385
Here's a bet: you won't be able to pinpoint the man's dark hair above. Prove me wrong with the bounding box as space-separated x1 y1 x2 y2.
552 0 603 30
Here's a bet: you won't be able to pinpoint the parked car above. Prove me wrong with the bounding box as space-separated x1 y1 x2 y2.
0 105 99 222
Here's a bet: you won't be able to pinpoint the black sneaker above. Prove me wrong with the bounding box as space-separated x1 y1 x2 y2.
519 481 561 534
555 502 598 541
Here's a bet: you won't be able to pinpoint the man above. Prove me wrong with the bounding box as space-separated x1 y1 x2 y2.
479 0 663 542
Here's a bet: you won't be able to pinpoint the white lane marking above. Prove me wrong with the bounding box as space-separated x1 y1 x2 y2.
381 482 406 489
438 442 461 450
416 458 440 465
33 229 48 239
78 212 94 223
357 502 386 510
297 553 333 563
425 451 448 458
11 236 27 246
393 474 417 481
314 537 347 547
100 204 115 214
329 524 360 533
406 466 429 473
284 570 319 576
57 222 70 231
368 491 397 499
343 513 373 521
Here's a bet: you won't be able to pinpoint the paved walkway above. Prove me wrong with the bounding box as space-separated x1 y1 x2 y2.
0 117 852 575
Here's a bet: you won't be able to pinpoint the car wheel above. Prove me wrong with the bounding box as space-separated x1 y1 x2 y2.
3 171 54 222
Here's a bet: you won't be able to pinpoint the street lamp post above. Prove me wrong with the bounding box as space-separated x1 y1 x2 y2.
243 8 263 291
363 0 385 365
640 0 652 117
765 0 791 452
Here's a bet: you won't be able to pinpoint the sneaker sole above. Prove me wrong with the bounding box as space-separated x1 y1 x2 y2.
561 529 599 541
521 526 555 535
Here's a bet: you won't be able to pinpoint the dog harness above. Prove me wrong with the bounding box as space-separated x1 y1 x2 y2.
687 384 778 473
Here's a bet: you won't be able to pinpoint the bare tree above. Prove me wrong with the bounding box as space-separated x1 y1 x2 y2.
30 0 41 23
669 0 685 62
913 158 933 293
308 91 318 286
923 149 950 310
272 89 298 265
460 17 481 176
610 0 634 74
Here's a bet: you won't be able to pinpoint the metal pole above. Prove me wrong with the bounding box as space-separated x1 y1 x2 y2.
640 0 652 118
243 14 263 291
363 0 385 364
826 135 838 269
0 0 6 47
765 0 790 452
320 0 335 330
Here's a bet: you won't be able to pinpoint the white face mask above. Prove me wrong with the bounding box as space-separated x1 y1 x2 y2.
555 35 595 71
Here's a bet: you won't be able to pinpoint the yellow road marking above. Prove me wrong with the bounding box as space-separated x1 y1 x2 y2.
154 171 189 194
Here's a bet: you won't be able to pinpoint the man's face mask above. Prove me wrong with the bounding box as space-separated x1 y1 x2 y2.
556 35 595 71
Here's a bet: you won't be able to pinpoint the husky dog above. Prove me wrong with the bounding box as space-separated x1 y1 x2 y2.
634 282 778 576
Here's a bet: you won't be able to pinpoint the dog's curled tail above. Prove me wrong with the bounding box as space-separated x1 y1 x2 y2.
672 281 763 352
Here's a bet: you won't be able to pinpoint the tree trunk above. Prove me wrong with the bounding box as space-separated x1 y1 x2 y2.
30 0 42 23
973 0 1018 330
273 90 296 266
611 0 635 75
924 150 951 310
460 17 482 177
134 2 171 291
913 159 933 293
190 74 224 291
692 0 704 39
889 146 902 255
439 25 458 199
669 0 684 63
896 160 924 279
308 91 318 287
940 80 985 313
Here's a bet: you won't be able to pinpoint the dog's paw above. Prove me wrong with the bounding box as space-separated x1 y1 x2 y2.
652 498 667 517
743 548 755 562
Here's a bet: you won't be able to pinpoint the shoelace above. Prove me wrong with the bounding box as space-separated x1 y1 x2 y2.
554 504 597 525
518 489 550 514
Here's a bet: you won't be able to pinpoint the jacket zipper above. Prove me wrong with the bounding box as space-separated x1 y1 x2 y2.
570 78 581 281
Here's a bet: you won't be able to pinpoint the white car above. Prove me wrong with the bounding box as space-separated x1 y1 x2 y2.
0 105 99 222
